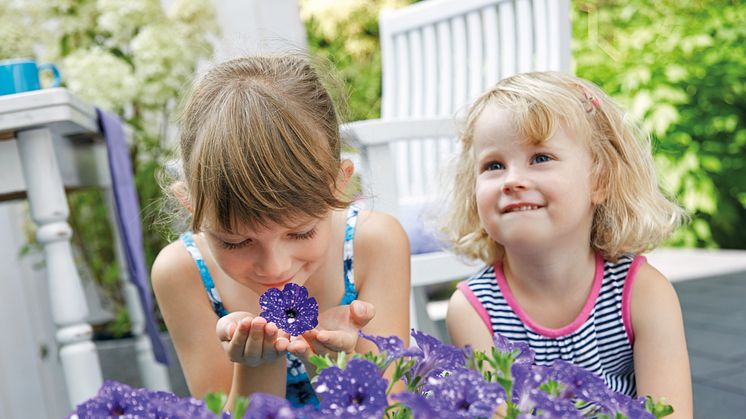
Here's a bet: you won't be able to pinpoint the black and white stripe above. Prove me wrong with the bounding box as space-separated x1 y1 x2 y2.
465 256 637 396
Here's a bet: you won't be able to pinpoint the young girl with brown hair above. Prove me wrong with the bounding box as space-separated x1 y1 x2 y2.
152 55 410 410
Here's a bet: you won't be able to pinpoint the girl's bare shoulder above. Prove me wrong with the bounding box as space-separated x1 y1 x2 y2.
351 210 410 288
353 210 410 254
151 238 202 295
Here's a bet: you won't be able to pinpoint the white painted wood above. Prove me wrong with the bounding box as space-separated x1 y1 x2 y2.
16 127 103 406
482 6 501 88
516 0 534 72
0 202 69 418
436 20 453 116
466 11 484 100
0 88 172 411
498 1 517 78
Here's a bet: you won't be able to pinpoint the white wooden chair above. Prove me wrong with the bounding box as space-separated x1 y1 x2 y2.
342 0 572 339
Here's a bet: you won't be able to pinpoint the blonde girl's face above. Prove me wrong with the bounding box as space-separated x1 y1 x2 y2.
201 212 333 295
472 104 597 253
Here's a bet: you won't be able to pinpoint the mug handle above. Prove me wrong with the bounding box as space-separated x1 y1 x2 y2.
38 63 61 88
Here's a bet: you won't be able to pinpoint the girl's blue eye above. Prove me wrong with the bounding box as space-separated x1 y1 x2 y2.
290 228 317 240
484 161 504 171
532 154 551 164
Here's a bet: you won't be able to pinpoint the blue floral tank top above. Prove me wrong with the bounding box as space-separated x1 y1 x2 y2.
180 206 360 407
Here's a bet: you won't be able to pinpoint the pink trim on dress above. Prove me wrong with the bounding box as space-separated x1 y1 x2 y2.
621 255 646 344
457 281 494 335
494 253 605 338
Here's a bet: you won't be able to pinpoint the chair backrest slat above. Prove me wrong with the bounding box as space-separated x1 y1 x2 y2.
482 6 500 89
515 0 534 73
436 20 453 115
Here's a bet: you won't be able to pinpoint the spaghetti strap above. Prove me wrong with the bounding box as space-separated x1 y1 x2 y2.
341 205 359 305
179 232 228 317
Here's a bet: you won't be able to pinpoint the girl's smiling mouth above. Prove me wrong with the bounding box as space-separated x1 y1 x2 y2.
501 203 545 214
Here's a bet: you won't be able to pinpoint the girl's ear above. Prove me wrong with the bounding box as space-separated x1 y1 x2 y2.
335 159 355 197
171 181 193 214
591 176 609 205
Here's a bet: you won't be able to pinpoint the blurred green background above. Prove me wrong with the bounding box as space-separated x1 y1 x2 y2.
3 0 744 336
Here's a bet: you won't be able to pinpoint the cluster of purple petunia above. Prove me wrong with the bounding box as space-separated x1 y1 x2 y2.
72 283 670 418
72 328 667 418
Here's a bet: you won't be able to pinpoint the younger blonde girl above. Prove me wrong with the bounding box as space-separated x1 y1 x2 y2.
445 72 692 417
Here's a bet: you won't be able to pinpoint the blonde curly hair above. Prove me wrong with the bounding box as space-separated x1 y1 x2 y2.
443 72 685 264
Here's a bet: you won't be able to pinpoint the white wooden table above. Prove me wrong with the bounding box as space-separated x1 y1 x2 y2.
0 89 106 408
0 89 171 414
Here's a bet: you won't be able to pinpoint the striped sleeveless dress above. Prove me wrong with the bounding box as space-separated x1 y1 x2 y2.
458 253 644 397
180 205 361 407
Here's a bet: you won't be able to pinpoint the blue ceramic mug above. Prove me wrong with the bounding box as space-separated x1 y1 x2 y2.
0 58 61 96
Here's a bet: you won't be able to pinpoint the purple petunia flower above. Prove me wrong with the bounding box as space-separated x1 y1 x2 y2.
259 283 318 336
313 359 389 418
359 331 421 367
397 368 505 419
70 380 215 419
511 363 550 404
245 393 297 419
409 329 469 381
492 333 534 364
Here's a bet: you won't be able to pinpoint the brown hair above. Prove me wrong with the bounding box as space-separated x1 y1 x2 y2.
444 72 685 263
178 55 350 233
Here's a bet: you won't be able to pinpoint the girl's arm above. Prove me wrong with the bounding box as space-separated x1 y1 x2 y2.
151 241 286 403
352 211 411 353
631 262 693 418
446 288 495 352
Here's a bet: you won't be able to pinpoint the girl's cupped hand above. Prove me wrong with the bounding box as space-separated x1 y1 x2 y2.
289 300 376 359
216 311 291 367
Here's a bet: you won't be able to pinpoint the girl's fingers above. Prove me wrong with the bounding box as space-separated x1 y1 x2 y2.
216 312 252 341
349 300 376 328
243 317 268 362
287 336 311 357
262 322 280 359
226 316 253 361
316 330 357 353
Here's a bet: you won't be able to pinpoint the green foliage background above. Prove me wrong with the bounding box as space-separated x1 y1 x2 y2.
305 0 746 250
573 0 746 249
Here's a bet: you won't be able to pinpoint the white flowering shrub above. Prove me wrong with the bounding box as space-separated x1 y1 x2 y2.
62 47 138 112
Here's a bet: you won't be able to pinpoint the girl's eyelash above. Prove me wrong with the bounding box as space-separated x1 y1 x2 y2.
482 161 503 172
219 227 317 248
221 239 250 250
290 228 317 240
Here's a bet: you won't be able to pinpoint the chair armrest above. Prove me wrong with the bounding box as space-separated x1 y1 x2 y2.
341 117 457 147
411 251 481 287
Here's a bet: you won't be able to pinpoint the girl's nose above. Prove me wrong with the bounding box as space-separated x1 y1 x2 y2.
255 249 291 280
502 169 529 193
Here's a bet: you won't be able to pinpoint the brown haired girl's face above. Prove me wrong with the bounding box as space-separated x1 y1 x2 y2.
201 212 333 295
472 104 596 253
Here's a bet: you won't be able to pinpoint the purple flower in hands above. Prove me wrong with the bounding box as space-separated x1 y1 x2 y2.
245 393 297 419
397 368 505 419
259 283 318 336
313 359 389 418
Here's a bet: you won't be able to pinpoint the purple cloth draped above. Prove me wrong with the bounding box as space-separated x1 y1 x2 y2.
97 108 169 364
